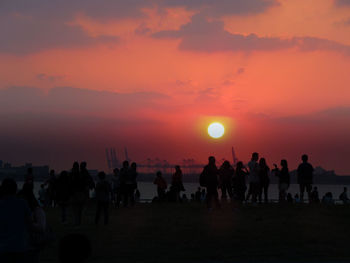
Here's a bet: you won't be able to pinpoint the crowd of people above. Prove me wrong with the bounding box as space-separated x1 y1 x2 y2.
1 154 349 262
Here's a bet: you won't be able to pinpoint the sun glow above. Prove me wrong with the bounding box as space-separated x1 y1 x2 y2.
208 122 225 139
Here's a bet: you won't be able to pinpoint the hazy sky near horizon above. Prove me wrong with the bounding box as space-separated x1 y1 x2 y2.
1 0 350 174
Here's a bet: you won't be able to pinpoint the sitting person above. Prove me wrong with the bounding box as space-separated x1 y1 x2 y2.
294 194 301 204
310 187 320 203
322 192 334 205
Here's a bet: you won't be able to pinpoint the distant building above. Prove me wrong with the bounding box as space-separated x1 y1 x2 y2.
0 162 49 180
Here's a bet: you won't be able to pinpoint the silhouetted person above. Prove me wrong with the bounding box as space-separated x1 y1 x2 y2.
200 156 220 210
258 158 270 203
310 186 320 203
38 184 46 207
171 165 185 202
70 162 86 226
95 172 111 225
111 168 121 208
297 154 314 202
58 234 91 263
294 194 301 204
273 160 290 202
287 193 293 203
120 160 132 207
56 171 71 224
195 187 201 202
24 167 34 191
219 160 234 200
339 187 349 204
154 171 167 201
129 162 138 205
135 189 140 202
80 162 95 198
232 161 248 203
200 189 206 202
46 169 57 208
0 178 33 263
246 152 260 203
322 192 334 205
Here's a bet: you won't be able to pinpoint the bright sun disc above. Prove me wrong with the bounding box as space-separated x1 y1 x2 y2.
208 122 225 139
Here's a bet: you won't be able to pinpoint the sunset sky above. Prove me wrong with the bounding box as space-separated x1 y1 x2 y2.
1 0 350 174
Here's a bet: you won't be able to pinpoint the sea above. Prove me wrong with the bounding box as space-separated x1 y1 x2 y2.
17 181 349 201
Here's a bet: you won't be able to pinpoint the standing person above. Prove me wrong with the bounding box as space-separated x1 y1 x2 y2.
80 162 95 200
46 170 57 208
129 162 138 206
297 154 314 202
200 156 220 210
171 165 185 202
258 158 270 203
273 160 290 202
24 167 34 191
0 178 34 262
218 160 234 200
70 162 86 226
56 171 71 224
120 161 130 207
38 184 47 207
247 152 260 203
111 168 121 208
153 171 167 201
95 172 111 225
232 162 248 203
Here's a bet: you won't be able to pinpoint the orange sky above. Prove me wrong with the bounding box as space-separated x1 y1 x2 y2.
0 0 350 174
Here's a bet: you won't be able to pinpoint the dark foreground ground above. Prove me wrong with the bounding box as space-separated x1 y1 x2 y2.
41 202 350 263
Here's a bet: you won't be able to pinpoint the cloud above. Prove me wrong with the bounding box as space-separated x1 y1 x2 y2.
334 0 350 6
153 14 350 55
0 13 120 54
159 0 279 17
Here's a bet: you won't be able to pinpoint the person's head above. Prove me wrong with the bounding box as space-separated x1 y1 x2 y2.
175 165 181 172
27 167 33 174
58 233 92 263
313 186 318 191
156 171 162 177
122 160 129 168
302 154 308 163
80 162 87 170
98 171 106 180
197 187 201 191
295 194 299 198
72 162 79 171
50 169 55 176
131 162 137 170
113 168 119 176
259 158 266 167
1 178 17 196
222 160 230 168
60 170 68 178
281 159 288 168
208 156 215 165
236 161 243 171
252 152 259 161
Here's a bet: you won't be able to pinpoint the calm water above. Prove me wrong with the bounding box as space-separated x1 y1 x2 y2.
19 181 349 201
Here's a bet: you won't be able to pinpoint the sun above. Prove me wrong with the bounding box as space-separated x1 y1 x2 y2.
208 122 225 139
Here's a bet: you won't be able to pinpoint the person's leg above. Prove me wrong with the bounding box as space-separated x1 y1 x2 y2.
104 202 109 225
307 184 312 202
264 184 269 203
221 185 227 199
95 201 101 224
300 184 305 201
